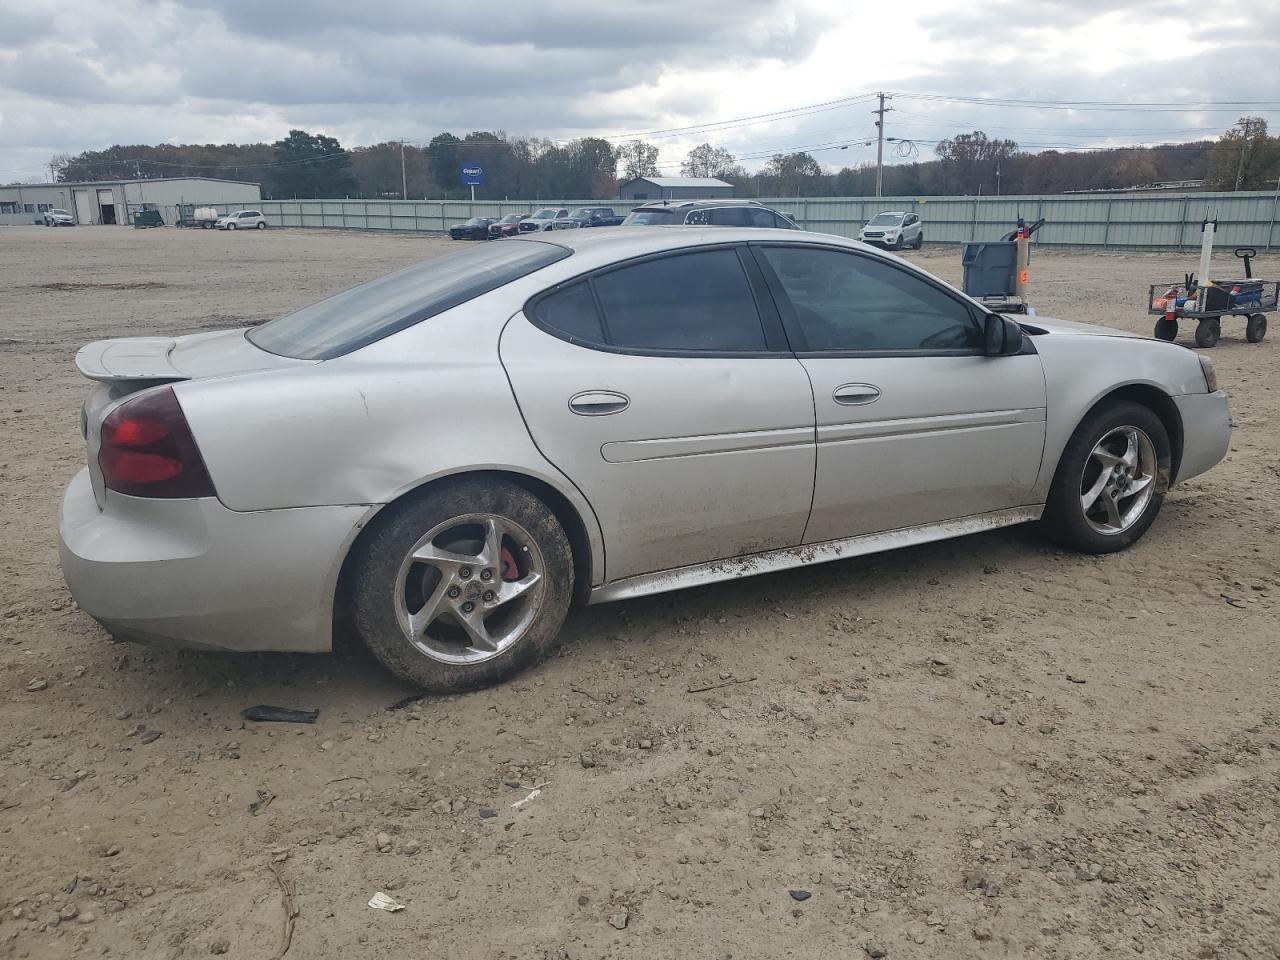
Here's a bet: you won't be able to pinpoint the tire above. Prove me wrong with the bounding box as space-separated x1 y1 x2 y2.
351 478 575 691
227 222 236 231
913 231 924 250
1043 400 1171 554
894 235 905 251
1153 318 1178 341
1246 313 1267 343
256 221 266 230
1194 318 1219 348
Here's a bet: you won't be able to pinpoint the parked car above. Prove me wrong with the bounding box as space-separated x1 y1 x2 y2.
622 199 798 228
449 217 496 240
488 214 526 239
858 211 923 249
59 230 1230 693
564 207 624 228
518 208 569 233
43 208 75 227
216 210 267 230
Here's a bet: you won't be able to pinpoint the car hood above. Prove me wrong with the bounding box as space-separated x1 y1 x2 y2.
1019 316 1141 339
75 329 308 385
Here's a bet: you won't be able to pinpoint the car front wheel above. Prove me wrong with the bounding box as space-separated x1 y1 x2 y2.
227 222 236 230
351 478 574 691
256 221 266 230
1043 400 1171 553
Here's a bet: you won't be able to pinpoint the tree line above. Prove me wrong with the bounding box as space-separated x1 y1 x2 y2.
39 118 1277 199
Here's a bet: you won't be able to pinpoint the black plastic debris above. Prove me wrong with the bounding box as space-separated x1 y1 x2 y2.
242 705 319 724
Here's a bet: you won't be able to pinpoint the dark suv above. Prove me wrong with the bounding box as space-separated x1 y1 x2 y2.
621 199 798 229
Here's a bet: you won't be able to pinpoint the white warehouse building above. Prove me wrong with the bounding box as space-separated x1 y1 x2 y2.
0 177 261 227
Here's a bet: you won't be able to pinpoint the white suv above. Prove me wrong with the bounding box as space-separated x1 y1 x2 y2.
858 211 923 250
216 210 267 230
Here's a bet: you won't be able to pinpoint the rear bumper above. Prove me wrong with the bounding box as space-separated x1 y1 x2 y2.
1173 389 1231 484
58 468 366 653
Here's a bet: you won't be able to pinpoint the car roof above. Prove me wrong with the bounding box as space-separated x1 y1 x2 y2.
872 211 906 216
514 225 886 267
632 198 771 209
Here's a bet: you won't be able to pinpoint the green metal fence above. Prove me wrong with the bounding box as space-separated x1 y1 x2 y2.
189 190 1280 250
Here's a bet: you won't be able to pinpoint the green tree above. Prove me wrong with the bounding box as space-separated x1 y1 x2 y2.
935 131 1019 195
618 140 659 180
1207 117 1278 191
426 132 463 197
265 130 356 198
681 143 739 178
765 151 823 195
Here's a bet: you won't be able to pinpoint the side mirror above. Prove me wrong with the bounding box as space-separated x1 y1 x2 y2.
983 313 1024 356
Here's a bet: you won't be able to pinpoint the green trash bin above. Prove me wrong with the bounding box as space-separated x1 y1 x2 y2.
133 208 164 228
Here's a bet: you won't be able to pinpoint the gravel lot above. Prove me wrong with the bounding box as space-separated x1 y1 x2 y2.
2 225 1278 960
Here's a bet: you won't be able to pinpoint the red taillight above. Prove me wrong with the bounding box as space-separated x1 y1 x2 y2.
98 387 217 498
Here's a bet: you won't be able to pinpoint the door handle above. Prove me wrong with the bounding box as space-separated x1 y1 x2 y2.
569 390 630 416
833 383 881 406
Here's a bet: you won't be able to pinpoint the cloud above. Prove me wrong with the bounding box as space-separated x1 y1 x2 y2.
0 0 1276 182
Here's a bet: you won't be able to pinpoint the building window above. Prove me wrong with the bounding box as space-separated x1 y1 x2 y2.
38 204 52 212
0 202 17 214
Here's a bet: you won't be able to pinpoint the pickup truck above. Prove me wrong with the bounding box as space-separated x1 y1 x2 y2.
562 206 625 228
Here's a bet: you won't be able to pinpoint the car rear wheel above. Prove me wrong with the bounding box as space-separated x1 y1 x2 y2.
1042 400 1170 554
351 478 574 691
913 232 924 250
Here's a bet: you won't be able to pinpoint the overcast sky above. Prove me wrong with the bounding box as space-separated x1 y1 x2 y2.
2 0 1279 182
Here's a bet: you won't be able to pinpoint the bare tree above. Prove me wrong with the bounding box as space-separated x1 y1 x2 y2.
618 140 659 180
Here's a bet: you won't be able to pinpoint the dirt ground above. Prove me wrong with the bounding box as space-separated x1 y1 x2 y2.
2 225 1278 960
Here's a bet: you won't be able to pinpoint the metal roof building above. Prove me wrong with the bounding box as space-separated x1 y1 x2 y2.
0 177 261 226
618 176 734 201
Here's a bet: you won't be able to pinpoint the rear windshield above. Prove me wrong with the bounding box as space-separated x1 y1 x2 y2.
869 213 903 226
247 240 569 360
623 208 682 225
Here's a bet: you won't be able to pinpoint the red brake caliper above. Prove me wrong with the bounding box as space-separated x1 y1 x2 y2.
499 547 520 582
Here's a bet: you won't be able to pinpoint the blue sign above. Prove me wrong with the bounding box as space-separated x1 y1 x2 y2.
459 163 484 186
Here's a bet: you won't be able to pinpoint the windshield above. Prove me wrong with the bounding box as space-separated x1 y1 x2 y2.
248 240 570 360
464 218 487 225
52 209 69 215
531 209 558 219
500 214 522 223
868 213 903 226
568 208 592 218
623 208 682 225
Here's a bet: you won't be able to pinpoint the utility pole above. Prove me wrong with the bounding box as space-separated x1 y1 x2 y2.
872 92 893 198
400 141 408 201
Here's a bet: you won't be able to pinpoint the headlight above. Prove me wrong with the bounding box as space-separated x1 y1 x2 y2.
1198 355 1218 392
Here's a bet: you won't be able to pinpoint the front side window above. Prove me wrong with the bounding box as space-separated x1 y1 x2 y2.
624 208 682 225
534 249 768 353
759 246 980 353
709 207 751 227
249 240 569 360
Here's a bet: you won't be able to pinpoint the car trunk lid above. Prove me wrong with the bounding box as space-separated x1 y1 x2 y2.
76 329 312 506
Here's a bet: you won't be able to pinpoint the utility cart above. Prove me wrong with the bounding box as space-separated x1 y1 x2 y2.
1149 245 1275 348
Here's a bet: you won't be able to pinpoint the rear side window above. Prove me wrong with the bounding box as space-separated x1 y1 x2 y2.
249 240 570 360
709 207 751 227
534 249 768 353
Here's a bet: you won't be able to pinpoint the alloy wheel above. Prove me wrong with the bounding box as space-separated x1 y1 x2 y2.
1079 425 1157 535
393 513 545 665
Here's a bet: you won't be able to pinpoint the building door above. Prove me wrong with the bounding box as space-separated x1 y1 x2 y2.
96 189 116 225
73 190 93 224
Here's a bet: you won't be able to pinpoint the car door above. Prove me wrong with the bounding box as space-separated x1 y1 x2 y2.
752 242 1046 544
500 244 816 582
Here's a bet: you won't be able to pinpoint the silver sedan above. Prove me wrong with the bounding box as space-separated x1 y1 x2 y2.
59 228 1232 691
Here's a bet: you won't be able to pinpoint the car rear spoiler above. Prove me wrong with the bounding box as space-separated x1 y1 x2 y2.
75 338 188 383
